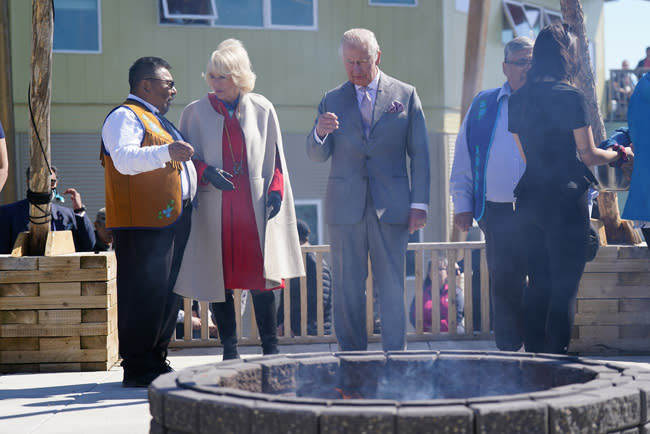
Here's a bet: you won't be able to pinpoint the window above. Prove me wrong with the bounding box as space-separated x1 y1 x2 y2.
160 0 218 24
369 0 417 6
294 200 323 245
502 1 562 44
159 0 317 30
53 0 101 53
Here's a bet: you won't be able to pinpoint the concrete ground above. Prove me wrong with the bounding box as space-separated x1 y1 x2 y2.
2 340 650 434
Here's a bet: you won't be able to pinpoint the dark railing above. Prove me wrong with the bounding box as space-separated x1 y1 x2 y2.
170 241 489 348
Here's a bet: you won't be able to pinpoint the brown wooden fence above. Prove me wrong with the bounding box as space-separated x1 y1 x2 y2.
170 241 490 348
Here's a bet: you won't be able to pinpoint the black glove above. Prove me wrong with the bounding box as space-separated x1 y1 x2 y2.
266 191 282 220
203 166 234 191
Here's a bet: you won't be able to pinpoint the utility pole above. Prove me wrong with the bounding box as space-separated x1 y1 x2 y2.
28 0 54 255
451 0 491 243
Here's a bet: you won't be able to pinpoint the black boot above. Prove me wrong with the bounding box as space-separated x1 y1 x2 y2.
251 290 279 355
211 291 240 360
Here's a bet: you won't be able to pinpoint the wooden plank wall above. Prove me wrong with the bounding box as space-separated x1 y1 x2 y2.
0 252 118 373
572 245 650 355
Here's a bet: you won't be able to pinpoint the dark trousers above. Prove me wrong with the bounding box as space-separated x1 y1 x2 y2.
516 191 589 354
113 207 191 374
478 201 527 351
211 289 278 352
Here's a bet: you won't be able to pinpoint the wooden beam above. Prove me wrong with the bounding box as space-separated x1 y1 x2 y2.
451 0 491 242
28 0 54 255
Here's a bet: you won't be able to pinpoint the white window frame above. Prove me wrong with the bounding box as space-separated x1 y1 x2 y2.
160 0 218 21
53 0 102 54
369 0 418 7
294 199 324 245
159 0 318 31
502 0 562 41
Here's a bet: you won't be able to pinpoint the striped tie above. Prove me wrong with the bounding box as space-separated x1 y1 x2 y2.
359 86 372 137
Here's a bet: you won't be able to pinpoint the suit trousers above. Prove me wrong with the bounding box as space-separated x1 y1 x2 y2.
516 190 589 354
478 201 527 351
113 206 191 374
329 192 409 351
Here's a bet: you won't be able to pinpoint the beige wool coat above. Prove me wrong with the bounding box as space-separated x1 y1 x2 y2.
173 92 304 302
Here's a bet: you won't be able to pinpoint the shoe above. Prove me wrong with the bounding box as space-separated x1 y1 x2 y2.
122 370 159 388
262 343 279 356
158 359 174 374
222 345 240 361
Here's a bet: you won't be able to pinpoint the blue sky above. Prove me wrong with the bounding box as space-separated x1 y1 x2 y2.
604 0 650 74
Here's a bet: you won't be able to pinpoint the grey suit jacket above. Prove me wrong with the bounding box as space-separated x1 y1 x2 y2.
306 72 430 225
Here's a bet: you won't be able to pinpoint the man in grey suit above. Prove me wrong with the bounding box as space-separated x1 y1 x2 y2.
306 28 430 351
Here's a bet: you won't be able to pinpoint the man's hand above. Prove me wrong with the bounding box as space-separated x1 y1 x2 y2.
316 112 339 139
63 188 83 210
454 212 473 233
203 166 235 191
168 141 194 162
267 191 282 220
408 208 427 234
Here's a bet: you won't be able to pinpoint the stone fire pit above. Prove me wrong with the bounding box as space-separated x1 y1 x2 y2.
148 350 650 433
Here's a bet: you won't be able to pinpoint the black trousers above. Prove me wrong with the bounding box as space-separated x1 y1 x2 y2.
211 289 277 352
478 201 527 351
113 206 191 374
516 191 589 354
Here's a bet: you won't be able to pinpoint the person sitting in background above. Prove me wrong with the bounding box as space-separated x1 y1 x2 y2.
277 220 332 336
0 166 95 253
410 258 465 333
93 207 113 251
176 300 218 339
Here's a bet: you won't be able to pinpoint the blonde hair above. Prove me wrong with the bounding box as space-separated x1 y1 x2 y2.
204 39 256 94
339 28 380 62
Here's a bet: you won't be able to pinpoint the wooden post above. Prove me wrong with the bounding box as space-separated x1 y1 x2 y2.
561 0 637 244
451 0 491 243
0 0 17 203
28 0 54 255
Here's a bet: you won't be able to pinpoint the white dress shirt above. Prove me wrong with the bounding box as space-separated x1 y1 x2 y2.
101 94 192 199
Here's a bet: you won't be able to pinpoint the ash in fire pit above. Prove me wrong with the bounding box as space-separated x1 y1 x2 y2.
149 350 650 434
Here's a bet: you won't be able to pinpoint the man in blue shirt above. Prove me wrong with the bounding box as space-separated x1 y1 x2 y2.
449 36 533 351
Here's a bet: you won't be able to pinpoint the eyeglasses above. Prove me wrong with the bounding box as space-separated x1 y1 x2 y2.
144 77 175 89
505 59 531 67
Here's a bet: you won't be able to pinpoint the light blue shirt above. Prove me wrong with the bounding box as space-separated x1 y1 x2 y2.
450 83 526 214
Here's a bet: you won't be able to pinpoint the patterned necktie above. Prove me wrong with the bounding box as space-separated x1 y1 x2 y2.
359 86 372 137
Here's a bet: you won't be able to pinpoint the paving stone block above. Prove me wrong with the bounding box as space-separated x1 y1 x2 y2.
471 399 548 434
397 404 473 434
250 401 321 434
320 405 395 434
197 394 254 434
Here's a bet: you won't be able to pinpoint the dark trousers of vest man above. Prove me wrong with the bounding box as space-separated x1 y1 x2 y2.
113 206 192 375
477 201 528 351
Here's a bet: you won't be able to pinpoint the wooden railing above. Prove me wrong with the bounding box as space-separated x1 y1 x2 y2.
170 241 489 348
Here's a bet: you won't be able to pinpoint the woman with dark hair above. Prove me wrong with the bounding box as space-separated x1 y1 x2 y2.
508 23 633 354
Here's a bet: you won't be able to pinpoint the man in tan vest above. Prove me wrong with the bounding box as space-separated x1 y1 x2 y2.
101 57 197 387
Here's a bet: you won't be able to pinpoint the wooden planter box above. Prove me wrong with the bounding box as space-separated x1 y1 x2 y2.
0 252 118 373
572 244 650 355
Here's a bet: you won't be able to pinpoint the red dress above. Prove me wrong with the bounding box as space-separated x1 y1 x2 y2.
204 94 284 290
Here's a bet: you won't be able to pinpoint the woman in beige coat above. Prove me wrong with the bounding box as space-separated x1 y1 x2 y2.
174 39 304 358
